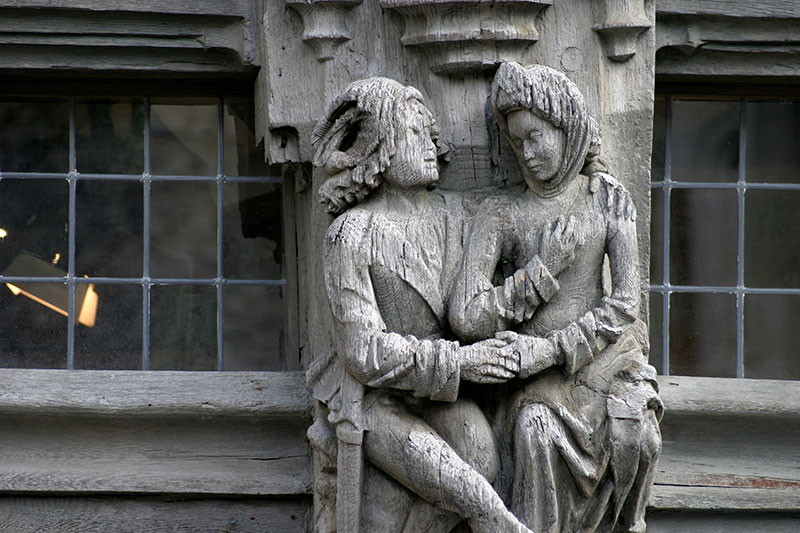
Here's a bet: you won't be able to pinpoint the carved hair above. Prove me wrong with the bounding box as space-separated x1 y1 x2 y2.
313 77 442 214
491 62 608 196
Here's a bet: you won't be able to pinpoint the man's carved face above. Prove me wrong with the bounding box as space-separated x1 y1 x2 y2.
506 109 565 189
384 100 439 189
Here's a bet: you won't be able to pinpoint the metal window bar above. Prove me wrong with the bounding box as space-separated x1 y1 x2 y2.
0 96 287 371
650 95 800 378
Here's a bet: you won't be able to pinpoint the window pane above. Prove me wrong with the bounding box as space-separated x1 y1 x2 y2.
151 99 218 176
75 98 144 174
0 282 67 368
223 181 283 280
650 188 664 284
0 99 69 173
670 189 737 286
76 284 142 370
224 99 270 177
224 285 286 370
670 100 739 183
150 285 216 370
76 180 143 278
744 294 800 380
745 190 800 288
745 101 800 184
0 178 68 276
670 292 737 377
651 96 667 182
151 181 217 279
648 292 664 374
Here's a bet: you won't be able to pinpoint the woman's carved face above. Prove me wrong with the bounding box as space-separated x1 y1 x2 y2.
506 109 565 189
384 100 439 189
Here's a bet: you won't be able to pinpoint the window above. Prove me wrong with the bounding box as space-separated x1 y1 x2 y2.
650 92 800 380
0 95 294 371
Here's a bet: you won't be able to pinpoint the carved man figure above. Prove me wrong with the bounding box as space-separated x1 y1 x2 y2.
449 62 663 532
308 77 532 532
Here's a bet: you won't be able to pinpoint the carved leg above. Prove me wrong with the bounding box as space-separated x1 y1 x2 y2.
402 398 500 533
363 393 532 533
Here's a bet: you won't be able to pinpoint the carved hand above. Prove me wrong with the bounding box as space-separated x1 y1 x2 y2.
495 330 559 378
459 339 520 384
537 215 581 276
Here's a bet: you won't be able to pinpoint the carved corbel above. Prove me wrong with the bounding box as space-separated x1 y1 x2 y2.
381 0 552 75
593 0 651 62
285 0 362 62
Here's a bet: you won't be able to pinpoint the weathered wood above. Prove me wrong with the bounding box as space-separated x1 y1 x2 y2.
648 510 800 533
0 369 311 418
0 496 310 533
657 0 800 19
658 375 800 418
0 5 256 75
0 0 252 17
650 486 800 512
0 414 311 495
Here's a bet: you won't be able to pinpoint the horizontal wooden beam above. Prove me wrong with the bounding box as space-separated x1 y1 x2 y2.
657 0 800 19
0 369 312 419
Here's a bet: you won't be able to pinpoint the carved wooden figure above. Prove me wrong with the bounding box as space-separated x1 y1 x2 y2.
308 66 662 532
307 77 533 533
449 62 662 532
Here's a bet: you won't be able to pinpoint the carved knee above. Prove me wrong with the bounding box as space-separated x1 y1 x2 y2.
423 398 500 482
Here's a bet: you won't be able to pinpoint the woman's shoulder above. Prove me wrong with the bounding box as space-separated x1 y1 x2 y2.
588 172 637 223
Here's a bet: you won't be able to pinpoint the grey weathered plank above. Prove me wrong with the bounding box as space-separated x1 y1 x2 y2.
657 0 800 19
0 414 311 495
658 375 800 418
0 496 310 533
0 369 311 418
647 509 800 533
0 0 251 17
650 485 800 512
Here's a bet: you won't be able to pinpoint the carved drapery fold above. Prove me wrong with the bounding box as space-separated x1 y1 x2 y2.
381 0 553 75
593 0 651 62
285 0 362 62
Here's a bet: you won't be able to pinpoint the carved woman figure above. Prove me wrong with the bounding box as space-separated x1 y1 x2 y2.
449 62 663 532
308 77 532 532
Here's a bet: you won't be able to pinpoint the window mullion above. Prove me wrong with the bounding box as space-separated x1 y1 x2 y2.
66 97 77 370
736 99 747 378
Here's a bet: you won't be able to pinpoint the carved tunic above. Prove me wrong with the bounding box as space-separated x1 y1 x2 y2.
322 191 465 405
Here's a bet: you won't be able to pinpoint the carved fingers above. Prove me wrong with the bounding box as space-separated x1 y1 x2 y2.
538 215 581 276
459 340 520 384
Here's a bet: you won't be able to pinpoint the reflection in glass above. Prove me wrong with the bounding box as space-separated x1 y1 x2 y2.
670 293 736 377
76 284 142 370
75 98 144 174
744 295 800 380
649 189 664 284
648 292 663 374
223 182 283 279
745 101 800 184
745 190 800 288
150 285 216 370
0 282 67 368
670 189 737 286
150 181 217 279
76 180 143 278
151 100 218 176
651 96 667 182
224 285 285 370
670 100 739 182
0 99 69 173
224 99 271 177
0 178 68 276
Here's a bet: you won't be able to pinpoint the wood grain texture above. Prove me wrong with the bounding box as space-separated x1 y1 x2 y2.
0 0 252 16
657 0 800 19
0 496 310 533
0 369 311 418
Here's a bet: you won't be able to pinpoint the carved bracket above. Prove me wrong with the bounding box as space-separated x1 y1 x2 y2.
593 0 651 62
286 0 362 62
381 0 552 75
